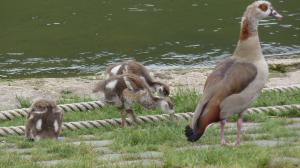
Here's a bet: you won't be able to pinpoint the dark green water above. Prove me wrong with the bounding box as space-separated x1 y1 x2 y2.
0 0 299 78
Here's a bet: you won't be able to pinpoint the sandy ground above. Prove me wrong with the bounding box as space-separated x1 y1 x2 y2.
0 58 299 110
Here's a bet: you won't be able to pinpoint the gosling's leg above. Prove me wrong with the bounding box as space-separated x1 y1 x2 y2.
126 109 139 125
121 109 128 127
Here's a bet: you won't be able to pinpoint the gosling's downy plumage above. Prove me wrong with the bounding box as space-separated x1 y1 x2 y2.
105 61 170 97
25 99 63 141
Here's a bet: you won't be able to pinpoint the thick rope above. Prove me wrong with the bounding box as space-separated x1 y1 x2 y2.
0 104 299 136
0 101 105 121
262 84 300 93
247 104 300 114
0 84 299 121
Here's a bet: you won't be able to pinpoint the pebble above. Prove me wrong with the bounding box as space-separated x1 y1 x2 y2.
286 123 300 129
269 157 300 167
94 147 114 154
37 160 65 167
6 148 32 154
250 140 284 147
113 159 163 167
71 140 113 147
139 151 163 159
97 153 123 161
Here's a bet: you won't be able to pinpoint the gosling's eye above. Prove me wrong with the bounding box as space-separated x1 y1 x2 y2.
158 87 163 92
164 89 169 96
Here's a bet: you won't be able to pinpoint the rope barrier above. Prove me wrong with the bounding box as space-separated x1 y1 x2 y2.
0 84 299 121
0 101 105 121
262 84 300 93
246 104 300 114
1 104 299 136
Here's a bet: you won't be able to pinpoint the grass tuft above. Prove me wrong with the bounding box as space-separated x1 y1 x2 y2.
269 64 288 73
171 88 201 113
15 96 32 108
58 92 93 104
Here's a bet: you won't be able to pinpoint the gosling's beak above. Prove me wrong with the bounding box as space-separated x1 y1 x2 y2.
269 8 283 20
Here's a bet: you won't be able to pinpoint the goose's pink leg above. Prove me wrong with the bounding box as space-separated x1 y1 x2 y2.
220 120 226 145
236 118 243 146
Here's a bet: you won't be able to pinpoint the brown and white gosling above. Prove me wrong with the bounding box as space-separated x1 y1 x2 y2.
25 99 63 141
105 61 170 97
185 0 282 145
93 74 174 126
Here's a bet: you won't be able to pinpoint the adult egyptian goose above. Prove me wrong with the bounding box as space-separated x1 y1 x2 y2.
105 61 170 97
185 0 282 145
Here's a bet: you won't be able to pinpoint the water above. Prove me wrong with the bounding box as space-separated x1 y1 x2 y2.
0 0 299 78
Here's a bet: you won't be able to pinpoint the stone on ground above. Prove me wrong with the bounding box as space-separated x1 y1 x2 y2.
71 140 113 147
79 135 97 139
251 140 284 147
287 123 300 129
21 154 32 160
289 118 300 122
94 147 114 154
268 157 300 167
38 160 66 167
113 159 163 167
97 153 123 161
97 151 163 162
139 151 163 159
6 148 32 154
176 144 220 151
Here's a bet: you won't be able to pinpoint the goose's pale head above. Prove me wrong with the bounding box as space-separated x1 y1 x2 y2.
239 1 282 41
246 1 282 20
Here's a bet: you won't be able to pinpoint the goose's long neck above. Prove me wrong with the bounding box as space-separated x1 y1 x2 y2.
233 15 263 60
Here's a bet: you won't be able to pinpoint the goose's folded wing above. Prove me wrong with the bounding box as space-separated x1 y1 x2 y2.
192 58 258 127
203 58 257 99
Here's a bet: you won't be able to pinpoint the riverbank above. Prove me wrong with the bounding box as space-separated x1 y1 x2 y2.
0 57 299 110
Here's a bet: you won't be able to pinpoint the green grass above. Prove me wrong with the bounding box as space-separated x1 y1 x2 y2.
171 88 200 113
0 89 299 167
269 64 288 73
252 90 300 107
57 92 93 104
16 96 32 108
0 139 97 168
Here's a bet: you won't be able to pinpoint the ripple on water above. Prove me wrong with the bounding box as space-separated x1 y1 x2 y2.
263 44 300 57
6 53 24 56
127 3 162 12
5 59 20 63
280 24 293 28
184 44 201 48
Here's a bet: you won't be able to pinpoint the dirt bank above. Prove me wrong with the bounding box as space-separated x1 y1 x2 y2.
0 57 299 110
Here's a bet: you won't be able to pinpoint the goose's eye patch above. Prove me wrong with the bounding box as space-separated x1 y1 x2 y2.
258 3 268 12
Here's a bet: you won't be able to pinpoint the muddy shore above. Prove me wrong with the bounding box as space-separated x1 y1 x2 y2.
0 57 299 110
